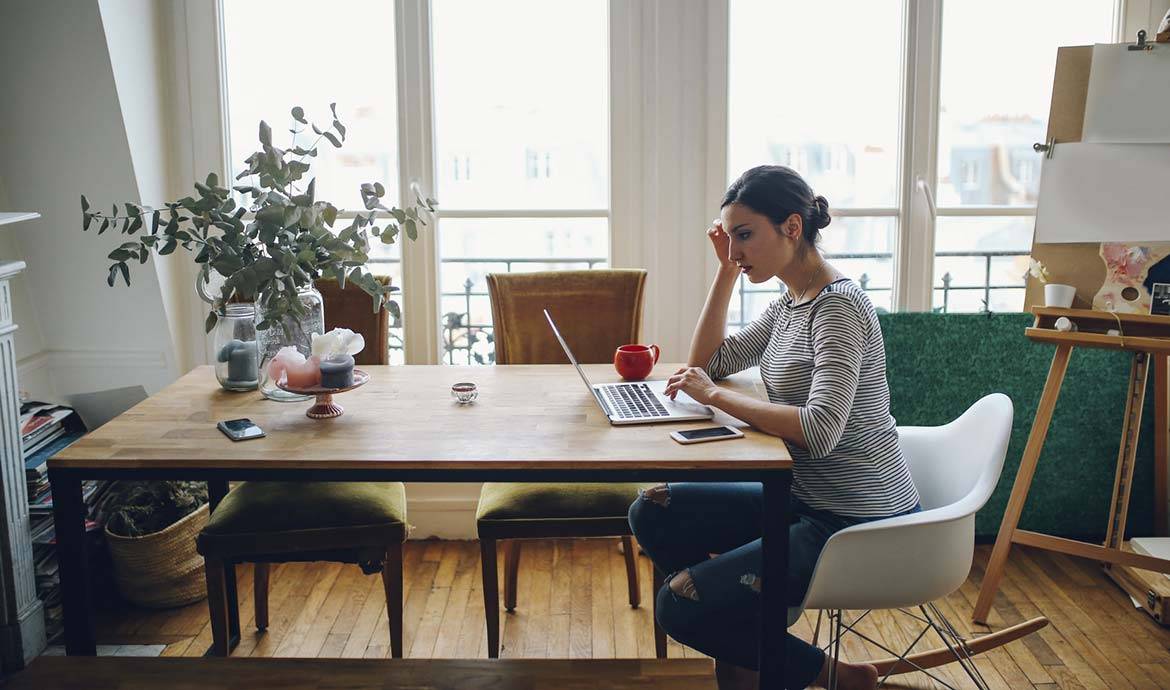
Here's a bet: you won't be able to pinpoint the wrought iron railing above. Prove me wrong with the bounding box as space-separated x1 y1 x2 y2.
372 249 1028 363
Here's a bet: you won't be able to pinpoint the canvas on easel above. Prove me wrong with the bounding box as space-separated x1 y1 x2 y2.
1024 45 1170 314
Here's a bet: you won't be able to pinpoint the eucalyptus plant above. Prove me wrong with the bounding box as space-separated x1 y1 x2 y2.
80 103 436 335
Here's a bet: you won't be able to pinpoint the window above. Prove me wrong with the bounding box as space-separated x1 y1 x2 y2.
221 0 405 362
431 0 609 364
213 1 1124 368
933 0 1115 312
727 0 903 324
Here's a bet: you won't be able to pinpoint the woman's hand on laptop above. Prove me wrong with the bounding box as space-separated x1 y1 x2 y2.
664 367 719 405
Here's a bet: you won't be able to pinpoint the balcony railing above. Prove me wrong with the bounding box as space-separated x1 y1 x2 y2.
372 249 1028 363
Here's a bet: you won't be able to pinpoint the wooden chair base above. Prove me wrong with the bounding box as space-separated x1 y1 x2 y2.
204 544 404 658
481 537 668 659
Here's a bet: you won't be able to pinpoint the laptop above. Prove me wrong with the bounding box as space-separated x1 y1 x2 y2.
544 309 714 426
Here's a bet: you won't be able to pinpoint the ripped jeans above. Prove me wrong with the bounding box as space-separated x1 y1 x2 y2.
628 482 898 689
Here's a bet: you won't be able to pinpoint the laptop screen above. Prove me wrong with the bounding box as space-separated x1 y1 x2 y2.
543 309 600 397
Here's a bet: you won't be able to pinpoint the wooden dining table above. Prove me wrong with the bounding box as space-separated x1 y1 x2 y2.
49 363 793 685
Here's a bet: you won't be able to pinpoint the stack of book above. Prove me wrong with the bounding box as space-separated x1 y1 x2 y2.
22 402 85 512
20 401 108 644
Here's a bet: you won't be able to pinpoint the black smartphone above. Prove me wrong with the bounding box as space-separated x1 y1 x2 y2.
217 418 265 441
670 425 745 444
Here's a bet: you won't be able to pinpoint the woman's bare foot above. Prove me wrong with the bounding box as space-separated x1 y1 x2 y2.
814 654 879 690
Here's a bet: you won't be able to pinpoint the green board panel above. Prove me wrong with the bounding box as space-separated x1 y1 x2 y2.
879 312 1157 540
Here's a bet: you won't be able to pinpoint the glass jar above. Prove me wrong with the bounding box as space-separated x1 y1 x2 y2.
256 286 325 401
211 303 259 391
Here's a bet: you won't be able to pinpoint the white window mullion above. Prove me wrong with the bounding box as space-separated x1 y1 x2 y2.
896 0 942 312
396 0 440 364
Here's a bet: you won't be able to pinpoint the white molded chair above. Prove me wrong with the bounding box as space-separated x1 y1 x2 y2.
788 393 1048 689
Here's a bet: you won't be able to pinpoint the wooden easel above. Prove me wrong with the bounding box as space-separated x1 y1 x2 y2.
972 307 1170 624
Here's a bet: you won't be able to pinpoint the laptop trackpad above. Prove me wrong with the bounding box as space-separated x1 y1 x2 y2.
646 380 713 416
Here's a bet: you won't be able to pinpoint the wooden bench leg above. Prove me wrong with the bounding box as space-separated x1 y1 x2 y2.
204 557 231 657
253 563 269 632
480 538 501 658
384 542 404 659
652 566 667 659
503 540 521 613
622 536 640 608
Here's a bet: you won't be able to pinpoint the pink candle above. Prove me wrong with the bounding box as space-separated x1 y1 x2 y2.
267 349 321 388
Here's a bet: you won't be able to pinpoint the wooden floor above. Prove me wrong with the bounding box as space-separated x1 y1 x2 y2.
88 540 1170 689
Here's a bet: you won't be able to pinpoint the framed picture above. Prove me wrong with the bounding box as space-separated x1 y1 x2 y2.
1151 283 1170 316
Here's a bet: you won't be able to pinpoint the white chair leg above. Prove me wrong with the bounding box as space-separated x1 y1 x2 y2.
920 604 990 690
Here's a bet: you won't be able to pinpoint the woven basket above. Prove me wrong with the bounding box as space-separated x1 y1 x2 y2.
104 503 209 608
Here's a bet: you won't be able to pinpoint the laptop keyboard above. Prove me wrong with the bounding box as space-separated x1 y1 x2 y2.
600 383 671 419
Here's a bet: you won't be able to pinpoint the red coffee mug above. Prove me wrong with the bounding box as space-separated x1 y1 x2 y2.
614 344 660 381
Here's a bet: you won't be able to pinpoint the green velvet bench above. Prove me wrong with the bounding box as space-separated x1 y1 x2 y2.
879 312 1159 539
196 481 408 656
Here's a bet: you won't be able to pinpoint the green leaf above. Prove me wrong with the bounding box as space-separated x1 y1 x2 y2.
404 218 417 241
322 205 338 227
127 216 143 234
99 218 110 234
151 210 161 235
118 262 130 286
107 265 118 287
159 239 178 255
109 249 132 261
329 102 338 120
83 213 93 231
124 202 137 217
205 172 219 188
81 194 90 212
291 106 306 123
259 120 272 146
322 132 342 148
374 182 385 197
334 119 346 139
205 310 218 333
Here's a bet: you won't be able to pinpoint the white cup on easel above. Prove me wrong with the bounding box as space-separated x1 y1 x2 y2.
1044 283 1076 308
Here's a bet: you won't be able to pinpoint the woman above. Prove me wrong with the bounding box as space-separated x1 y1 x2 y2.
628 165 921 690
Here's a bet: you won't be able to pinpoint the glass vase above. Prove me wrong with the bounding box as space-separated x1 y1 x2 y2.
256 287 325 402
212 303 259 391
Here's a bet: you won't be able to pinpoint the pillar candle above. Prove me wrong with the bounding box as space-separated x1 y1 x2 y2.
226 341 258 384
319 354 354 389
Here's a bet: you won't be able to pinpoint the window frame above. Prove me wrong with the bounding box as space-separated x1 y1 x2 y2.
190 0 1135 367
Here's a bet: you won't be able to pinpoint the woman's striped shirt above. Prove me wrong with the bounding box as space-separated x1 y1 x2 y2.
707 278 919 518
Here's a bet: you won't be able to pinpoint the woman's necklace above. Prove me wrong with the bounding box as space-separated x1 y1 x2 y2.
791 263 823 305
784 263 824 331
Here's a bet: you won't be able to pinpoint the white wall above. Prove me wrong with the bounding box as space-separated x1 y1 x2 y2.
0 0 180 400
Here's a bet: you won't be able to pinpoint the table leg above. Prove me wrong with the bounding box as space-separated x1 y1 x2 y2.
759 470 792 690
208 481 240 645
49 470 94 655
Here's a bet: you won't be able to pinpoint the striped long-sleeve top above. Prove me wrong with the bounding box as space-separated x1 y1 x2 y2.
707 278 920 518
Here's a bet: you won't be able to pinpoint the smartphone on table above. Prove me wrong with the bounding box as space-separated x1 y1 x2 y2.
217 418 265 441
669 425 744 445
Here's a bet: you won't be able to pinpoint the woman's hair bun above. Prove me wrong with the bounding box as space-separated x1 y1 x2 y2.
811 195 831 230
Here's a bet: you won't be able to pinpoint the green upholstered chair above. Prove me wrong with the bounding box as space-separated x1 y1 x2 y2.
196 482 407 656
196 279 407 657
478 269 667 658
